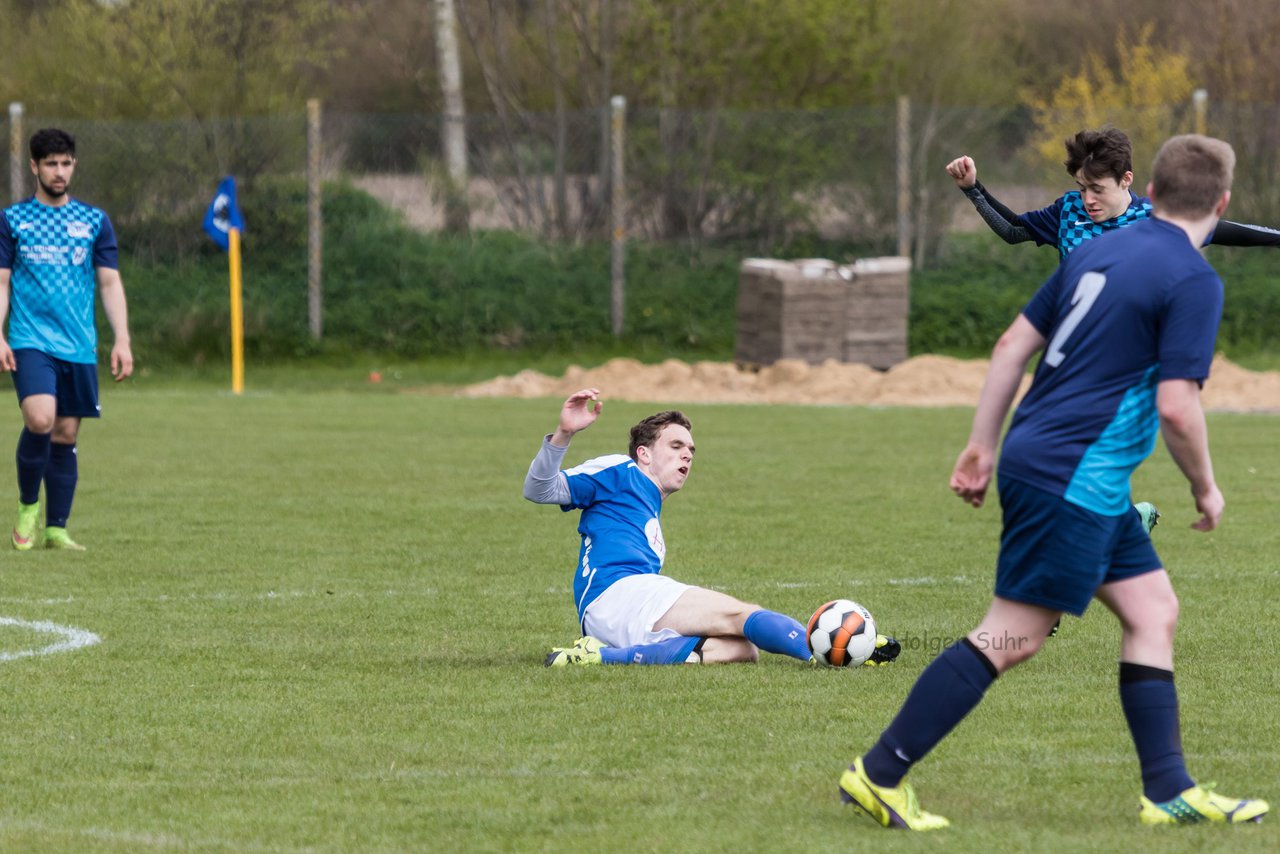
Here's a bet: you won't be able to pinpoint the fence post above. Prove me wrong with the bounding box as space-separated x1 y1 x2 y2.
307 98 323 341
9 102 23 204
896 95 911 259
610 95 626 337
1193 88 1208 135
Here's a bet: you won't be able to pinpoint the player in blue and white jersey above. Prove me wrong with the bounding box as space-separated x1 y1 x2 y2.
524 388 900 667
837 135 1268 830
946 126 1280 261
0 128 134 551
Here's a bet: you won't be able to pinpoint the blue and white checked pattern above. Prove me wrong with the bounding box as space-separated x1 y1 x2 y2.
1055 191 1153 261
0 197 118 363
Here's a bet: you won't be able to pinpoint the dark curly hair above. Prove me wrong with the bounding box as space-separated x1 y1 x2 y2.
30 128 76 161
1064 126 1131 183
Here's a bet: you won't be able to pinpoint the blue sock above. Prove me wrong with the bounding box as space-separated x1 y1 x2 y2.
15 428 52 505
862 638 998 787
44 443 78 528
1119 662 1195 802
601 636 702 665
742 609 811 661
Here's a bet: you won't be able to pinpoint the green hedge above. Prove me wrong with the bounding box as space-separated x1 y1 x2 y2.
116 180 1280 365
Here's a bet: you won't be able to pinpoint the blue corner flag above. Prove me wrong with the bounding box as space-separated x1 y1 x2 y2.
203 176 246 251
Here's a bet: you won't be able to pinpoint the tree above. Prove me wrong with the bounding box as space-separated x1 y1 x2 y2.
435 0 471 233
876 0 1025 263
1024 25 1194 184
12 0 340 121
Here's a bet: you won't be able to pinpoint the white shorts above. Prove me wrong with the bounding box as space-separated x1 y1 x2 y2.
582 573 692 648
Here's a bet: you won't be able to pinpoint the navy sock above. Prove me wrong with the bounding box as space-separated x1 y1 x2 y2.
742 609 811 661
44 443 78 528
15 428 52 505
863 638 998 787
1119 662 1194 802
601 636 702 665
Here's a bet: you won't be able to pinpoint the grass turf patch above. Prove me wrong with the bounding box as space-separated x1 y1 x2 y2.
0 386 1275 851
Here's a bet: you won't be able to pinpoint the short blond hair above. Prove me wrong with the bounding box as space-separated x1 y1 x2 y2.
1150 134 1235 218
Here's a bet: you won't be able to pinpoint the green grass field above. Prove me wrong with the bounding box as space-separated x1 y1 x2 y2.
0 380 1276 852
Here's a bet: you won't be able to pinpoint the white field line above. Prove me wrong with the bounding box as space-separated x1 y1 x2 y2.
0 818 309 853
0 617 100 662
0 588 439 607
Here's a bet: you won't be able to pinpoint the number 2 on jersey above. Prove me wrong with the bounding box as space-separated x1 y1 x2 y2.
1045 271 1106 367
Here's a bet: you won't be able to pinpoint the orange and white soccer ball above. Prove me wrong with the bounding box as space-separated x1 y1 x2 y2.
807 599 877 667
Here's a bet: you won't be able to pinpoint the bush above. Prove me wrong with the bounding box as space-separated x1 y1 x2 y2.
114 183 1280 366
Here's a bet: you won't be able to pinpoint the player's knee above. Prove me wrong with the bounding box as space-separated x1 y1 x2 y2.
24 411 55 434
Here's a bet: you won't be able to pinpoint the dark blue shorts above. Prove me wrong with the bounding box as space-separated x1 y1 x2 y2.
995 477 1160 616
11 349 101 418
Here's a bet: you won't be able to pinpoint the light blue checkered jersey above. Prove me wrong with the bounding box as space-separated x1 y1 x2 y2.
0 197 119 363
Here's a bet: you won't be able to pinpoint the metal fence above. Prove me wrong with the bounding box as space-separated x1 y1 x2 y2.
7 99 1280 267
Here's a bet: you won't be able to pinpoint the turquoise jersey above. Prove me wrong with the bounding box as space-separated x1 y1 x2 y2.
0 197 119 363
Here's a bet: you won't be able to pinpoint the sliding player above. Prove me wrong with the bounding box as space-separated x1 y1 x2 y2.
524 388 899 667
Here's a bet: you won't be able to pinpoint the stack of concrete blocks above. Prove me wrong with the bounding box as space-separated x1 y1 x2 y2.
734 256 911 370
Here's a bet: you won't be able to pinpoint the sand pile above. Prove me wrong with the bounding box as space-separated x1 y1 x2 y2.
459 353 1280 412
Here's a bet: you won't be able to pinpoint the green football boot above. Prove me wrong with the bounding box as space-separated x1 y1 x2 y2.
43 526 86 551
1139 784 1268 825
1134 502 1160 535
544 636 604 667
863 634 902 666
839 756 950 831
12 501 39 551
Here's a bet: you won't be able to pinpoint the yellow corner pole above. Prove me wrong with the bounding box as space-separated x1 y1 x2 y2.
229 227 244 394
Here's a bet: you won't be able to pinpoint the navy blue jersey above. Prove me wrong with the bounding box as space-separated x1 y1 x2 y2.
1018 190 1154 261
0 197 119 363
998 218 1223 514
562 454 666 621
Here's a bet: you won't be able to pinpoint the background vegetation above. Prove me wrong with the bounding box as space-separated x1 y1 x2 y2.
119 180 1280 369
4 0 1280 366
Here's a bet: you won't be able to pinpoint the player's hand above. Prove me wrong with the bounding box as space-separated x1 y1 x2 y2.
1190 483 1224 532
0 339 14 372
945 155 977 189
950 442 993 507
110 340 134 381
554 388 602 443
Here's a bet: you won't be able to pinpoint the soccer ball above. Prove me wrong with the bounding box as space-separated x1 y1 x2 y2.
807 599 877 667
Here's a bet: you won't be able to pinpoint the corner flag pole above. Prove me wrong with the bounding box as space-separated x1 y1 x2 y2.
229 227 244 394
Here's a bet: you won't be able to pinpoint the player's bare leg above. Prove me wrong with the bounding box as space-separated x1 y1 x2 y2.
965 597 1060 673
1094 570 1176 669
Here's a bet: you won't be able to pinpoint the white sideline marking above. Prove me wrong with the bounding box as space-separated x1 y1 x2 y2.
0 588 438 607
0 617 100 662
885 575 973 586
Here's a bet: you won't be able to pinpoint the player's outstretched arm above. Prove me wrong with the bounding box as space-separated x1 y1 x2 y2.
1208 219 1280 248
1157 378 1223 531
951 316 1044 507
957 180 1034 245
551 388 602 447
525 389 601 504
